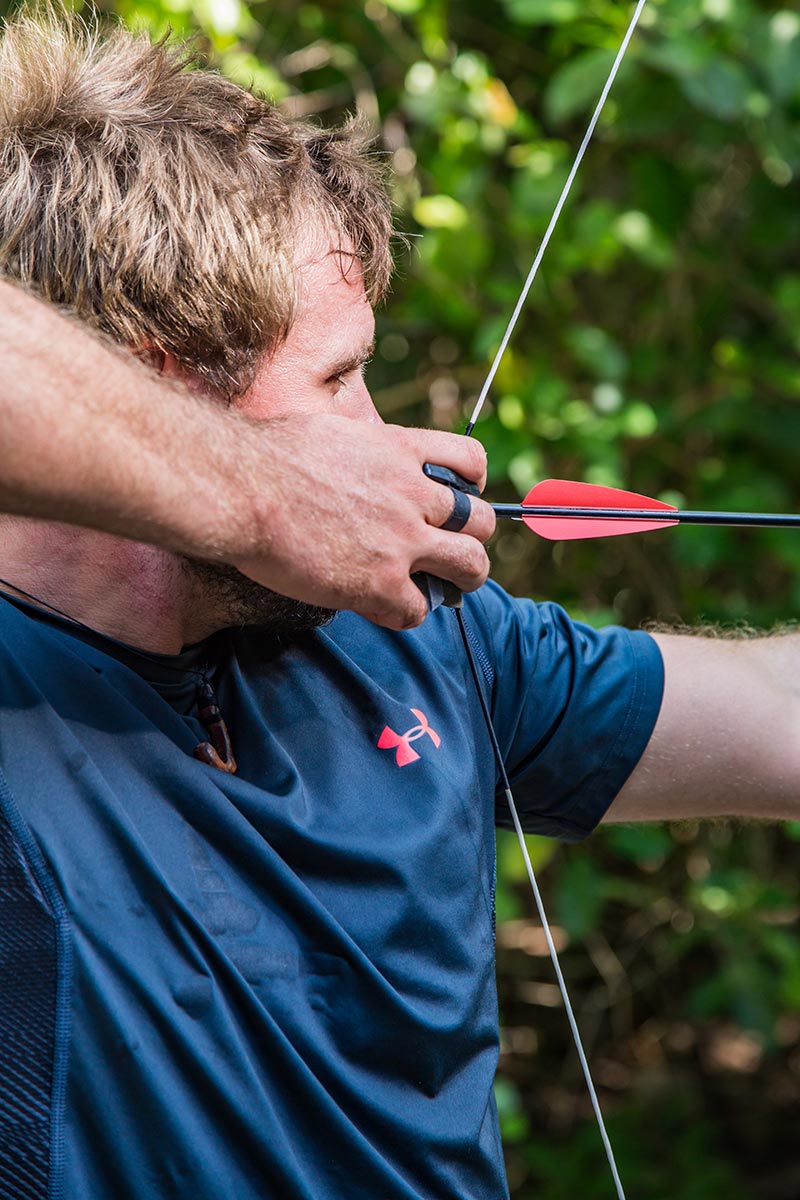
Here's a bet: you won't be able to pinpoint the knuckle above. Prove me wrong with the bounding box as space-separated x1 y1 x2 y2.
380 610 414 631
396 425 425 456
361 605 393 628
462 540 489 580
396 582 427 628
363 576 425 630
401 605 426 630
466 438 487 476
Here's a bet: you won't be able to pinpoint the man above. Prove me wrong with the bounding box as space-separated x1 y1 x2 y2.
0 11 796 1200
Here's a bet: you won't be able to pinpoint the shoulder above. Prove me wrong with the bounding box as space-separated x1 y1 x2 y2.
462 579 658 663
300 583 660 708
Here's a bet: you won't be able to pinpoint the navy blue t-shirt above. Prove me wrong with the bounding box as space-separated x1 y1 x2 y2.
0 584 663 1199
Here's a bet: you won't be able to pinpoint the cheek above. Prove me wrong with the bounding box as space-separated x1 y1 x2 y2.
241 396 315 420
236 361 318 420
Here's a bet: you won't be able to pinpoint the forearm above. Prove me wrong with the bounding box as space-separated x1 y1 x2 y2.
0 279 256 555
0 280 494 628
607 630 800 823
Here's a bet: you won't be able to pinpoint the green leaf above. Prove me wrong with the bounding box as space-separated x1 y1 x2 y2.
384 0 424 12
497 829 558 883
554 853 606 940
565 325 628 382
493 1077 530 1143
501 0 581 26
613 210 676 269
766 11 800 102
607 824 674 865
413 195 469 230
679 59 753 121
622 401 658 438
544 48 622 125
642 38 714 80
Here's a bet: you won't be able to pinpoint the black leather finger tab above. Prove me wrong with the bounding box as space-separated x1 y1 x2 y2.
439 487 472 533
422 463 481 496
415 461 475 612
412 573 464 612
412 572 442 612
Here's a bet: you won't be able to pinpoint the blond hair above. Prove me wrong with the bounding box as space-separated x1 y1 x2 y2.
0 8 393 396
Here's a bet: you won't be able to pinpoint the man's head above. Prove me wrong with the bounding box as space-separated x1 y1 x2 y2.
0 8 395 635
0 7 393 399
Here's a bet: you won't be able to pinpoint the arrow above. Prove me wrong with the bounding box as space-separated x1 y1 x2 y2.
492 480 800 540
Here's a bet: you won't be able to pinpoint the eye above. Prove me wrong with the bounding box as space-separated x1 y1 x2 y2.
327 358 372 393
326 373 347 397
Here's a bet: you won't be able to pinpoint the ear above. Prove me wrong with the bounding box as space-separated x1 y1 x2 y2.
134 340 167 374
158 351 196 385
135 343 205 393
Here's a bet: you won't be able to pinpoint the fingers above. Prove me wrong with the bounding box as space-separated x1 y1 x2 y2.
354 509 493 630
237 415 496 632
438 486 473 532
425 487 496 543
393 426 488 492
413 528 492 596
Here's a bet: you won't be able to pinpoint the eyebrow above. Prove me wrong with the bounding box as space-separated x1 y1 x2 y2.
325 340 375 380
326 248 359 276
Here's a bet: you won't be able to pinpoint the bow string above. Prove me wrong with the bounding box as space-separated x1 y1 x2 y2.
459 5 651 1196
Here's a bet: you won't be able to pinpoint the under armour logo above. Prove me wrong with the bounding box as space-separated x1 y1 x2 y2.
377 708 441 767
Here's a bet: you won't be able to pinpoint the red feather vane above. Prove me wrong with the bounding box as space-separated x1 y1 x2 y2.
491 480 800 542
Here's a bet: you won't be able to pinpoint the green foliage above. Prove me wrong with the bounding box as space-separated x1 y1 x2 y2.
2 0 798 1193
497 1085 752 1199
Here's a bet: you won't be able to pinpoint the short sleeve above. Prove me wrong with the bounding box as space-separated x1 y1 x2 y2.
462 582 664 843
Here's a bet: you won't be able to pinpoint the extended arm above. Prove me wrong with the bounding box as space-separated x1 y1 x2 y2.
0 280 494 629
606 631 800 822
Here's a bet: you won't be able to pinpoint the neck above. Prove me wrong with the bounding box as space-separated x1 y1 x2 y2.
0 517 219 653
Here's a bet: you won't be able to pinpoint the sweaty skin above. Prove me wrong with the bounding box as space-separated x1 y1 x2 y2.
0 276 495 638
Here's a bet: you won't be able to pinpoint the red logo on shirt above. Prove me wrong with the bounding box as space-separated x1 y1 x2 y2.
377 708 441 767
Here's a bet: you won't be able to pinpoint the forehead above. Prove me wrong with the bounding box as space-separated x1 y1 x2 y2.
287 245 374 354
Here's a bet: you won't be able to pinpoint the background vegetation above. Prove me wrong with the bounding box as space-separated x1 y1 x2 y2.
4 0 799 1193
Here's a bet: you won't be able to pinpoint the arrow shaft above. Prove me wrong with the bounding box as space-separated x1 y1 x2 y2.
493 505 800 528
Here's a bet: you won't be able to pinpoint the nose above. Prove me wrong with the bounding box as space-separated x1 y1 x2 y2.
348 378 383 425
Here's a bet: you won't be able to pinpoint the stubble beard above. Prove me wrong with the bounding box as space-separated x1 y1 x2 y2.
181 558 336 637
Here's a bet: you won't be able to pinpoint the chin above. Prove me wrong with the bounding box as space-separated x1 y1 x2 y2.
182 559 336 636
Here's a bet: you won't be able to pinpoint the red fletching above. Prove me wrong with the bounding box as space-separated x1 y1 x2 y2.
521 480 679 541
